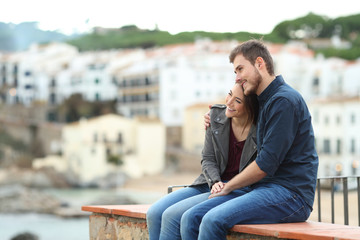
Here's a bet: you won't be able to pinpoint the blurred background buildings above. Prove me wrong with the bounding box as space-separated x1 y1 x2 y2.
1 38 360 185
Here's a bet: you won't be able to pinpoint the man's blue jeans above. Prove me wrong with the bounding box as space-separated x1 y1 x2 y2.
180 183 311 240
146 184 210 240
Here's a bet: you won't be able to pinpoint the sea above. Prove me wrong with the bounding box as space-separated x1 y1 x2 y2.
0 188 163 240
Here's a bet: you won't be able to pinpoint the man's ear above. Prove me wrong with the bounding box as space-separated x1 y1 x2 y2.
255 57 264 69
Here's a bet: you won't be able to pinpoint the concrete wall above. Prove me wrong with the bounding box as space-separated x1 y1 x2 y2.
87 212 290 240
89 214 148 240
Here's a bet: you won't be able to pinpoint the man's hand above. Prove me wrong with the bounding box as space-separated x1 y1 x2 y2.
204 105 212 130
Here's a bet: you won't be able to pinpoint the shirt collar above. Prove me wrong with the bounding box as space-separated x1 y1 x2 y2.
258 75 284 106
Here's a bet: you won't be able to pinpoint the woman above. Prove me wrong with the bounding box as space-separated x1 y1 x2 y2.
146 82 259 240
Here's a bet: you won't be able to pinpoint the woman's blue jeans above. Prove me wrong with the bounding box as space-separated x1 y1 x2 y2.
181 183 311 240
146 184 210 240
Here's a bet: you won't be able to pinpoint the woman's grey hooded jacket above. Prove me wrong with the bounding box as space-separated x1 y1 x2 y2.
191 104 257 188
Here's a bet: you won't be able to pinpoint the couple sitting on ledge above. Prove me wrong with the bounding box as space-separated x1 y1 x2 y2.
146 39 319 240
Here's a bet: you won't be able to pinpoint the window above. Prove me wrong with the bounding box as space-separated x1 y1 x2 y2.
313 77 319 86
312 77 319 94
336 115 341 124
324 116 329 125
1 64 6 74
25 84 33 89
13 64 18 74
117 133 123 144
351 139 356 154
49 93 56 105
50 78 56 87
93 133 98 143
47 112 57 122
95 78 100 84
112 76 117 85
351 114 356 124
323 139 331 154
336 139 341 154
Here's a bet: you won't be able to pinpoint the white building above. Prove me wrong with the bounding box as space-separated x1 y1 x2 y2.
182 103 215 153
343 59 360 96
0 42 78 105
309 97 360 177
117 40 237 126
270 41 315 100
62 114 166 184
54 50 146 104
0 43 146 107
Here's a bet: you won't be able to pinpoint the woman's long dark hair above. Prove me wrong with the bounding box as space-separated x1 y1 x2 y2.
242 87 259 127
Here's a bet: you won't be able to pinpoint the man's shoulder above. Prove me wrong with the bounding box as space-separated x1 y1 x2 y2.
274 84 304 104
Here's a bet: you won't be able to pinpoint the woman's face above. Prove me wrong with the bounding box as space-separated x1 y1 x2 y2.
225 83 246 119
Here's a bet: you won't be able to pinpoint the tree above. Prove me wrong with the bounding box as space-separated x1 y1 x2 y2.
56 94 117 123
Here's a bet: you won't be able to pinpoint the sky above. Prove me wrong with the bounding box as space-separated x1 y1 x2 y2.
1 0 360 35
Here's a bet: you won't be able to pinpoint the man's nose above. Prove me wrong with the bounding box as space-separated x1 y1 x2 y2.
235 74 242 83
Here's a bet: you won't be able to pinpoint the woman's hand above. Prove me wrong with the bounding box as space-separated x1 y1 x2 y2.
209 187 231 199
211 181 225 194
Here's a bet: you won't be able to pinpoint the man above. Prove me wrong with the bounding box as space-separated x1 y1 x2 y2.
180 39 318 240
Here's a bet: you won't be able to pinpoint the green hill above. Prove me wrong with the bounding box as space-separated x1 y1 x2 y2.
66 13 360 60
1 13 359 60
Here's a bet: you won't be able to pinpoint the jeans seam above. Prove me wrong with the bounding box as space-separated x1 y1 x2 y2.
223 193 303 224
280 203 305 222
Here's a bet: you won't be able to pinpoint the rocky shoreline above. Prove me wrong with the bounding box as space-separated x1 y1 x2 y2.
0 167 135 218
0 184 88 217
0 184 61 213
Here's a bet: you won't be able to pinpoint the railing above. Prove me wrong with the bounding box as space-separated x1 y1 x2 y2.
168 184 189 194
317 176 360 226
168 176 360 226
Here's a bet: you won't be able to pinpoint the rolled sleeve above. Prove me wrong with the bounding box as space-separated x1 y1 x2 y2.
256 98 298 176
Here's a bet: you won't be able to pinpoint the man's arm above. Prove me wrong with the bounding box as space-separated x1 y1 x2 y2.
208 161 266 198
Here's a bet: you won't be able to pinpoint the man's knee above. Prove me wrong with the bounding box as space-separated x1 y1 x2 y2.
198 212 227 238
201 212 222 228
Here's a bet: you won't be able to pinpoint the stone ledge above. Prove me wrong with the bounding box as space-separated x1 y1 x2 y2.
82 205 360 240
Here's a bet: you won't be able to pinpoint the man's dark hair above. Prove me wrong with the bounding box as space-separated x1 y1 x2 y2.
229 39 275 76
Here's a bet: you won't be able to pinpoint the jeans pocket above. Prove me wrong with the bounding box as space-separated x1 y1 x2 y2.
280 194 309 223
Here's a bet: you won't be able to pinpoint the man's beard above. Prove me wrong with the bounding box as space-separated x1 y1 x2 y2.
243 68 262 96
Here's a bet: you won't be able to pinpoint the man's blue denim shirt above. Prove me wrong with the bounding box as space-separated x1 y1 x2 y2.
256 75 319 209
